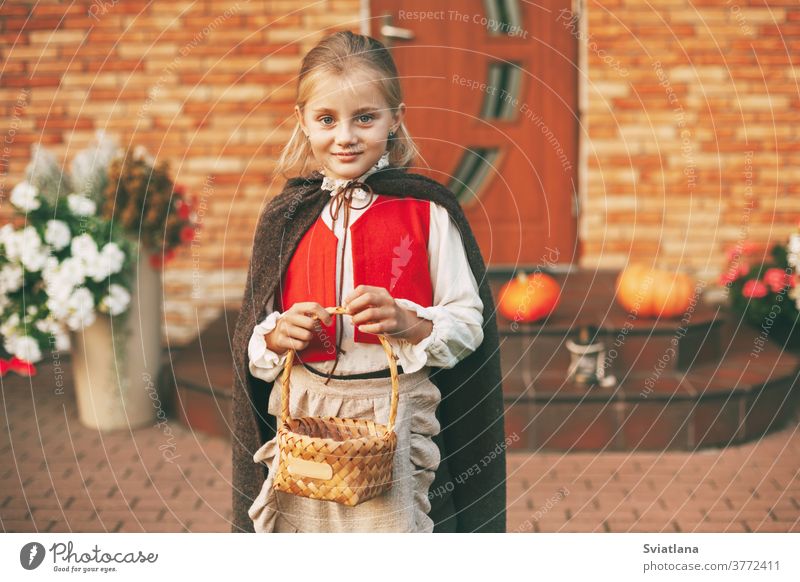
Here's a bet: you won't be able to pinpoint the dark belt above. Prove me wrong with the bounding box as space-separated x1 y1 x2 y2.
301 360 404 380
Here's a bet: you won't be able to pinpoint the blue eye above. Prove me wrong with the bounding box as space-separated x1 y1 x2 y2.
319 116 334 125
357 114 374 123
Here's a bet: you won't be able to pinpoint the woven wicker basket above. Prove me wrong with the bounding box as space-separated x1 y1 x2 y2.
272 306 400 507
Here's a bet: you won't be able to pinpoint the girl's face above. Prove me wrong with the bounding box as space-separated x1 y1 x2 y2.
296 71 405 181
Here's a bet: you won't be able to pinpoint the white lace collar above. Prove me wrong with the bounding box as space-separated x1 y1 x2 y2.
320 151 390 201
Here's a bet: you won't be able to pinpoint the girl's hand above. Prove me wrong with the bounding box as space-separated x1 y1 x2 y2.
264 302 333 355
343 285 433 345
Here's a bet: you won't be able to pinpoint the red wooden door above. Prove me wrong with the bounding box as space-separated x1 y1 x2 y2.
369 0 578 268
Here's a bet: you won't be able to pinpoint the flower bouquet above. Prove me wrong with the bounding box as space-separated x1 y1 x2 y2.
102 146 198 268
0 133 186 431
0 137 134 373
720 236 800 350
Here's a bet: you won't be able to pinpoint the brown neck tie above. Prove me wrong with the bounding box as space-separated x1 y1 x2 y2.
322 180 375 384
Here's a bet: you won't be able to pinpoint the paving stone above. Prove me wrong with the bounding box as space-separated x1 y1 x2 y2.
1 360 799 533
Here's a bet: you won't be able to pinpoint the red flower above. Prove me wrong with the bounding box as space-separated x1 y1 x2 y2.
725 244 742 262
178 201 191 220
742 279 768 299
173 184 186 197
763 268 790 293
149 248 178 269
0 356 37 377
180 225 195 243
718 269 738 286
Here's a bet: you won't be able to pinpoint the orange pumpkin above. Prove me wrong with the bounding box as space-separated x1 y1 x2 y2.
615 264 696 319
498 271 561 323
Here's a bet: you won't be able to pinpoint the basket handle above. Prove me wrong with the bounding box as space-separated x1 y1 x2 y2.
278 306 400 433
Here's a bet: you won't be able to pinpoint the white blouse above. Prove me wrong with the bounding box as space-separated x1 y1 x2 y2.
248 172 484 383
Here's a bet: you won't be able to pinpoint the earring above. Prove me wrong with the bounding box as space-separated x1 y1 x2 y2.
388 129 395 139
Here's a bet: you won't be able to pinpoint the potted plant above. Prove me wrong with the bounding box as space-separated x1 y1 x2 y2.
0 136 142 429
720 234 800 351
101 146 198 406
1 135 199 430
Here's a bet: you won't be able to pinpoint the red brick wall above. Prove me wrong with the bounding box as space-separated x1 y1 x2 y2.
2 0 797 344
581 0 800 281
0 0 360 344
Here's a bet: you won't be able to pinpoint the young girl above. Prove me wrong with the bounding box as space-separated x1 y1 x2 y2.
232 30 506 533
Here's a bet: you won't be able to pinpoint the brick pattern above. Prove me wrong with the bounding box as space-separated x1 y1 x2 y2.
0 359 232 533
1 1 798 344
0 0 360 345
582 0 800 280
1 357 798 533
507 441 800 533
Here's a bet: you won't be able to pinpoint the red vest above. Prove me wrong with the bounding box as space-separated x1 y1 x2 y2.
279 195 433 362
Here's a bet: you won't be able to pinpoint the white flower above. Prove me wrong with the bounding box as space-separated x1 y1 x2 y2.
46 295 68 320
100 242 125 274
67 193 97 217
3 226 31 262
58 256 87 288
44 220 71 251
10 181 41 212
0 264 23 293
20 225 41 246
9 335 42 363
2 236 20 261
85 257 104 282
53 331 70 351
85 241 126 282
41 256 59 279
64 286 96 331
2 334 16 356
43 256 86 308
70 233 99 259
20 246 49 273
35 317 71 351
0 224 14 248
15 226 49 272
0 312 20 338
99 283 131 316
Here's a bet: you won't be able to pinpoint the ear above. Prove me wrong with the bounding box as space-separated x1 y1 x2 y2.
294 105 308 137
391 102 406 133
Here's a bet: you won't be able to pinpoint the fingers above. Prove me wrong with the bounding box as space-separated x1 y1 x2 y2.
350 306 387 327
346 289 390 315
344 285 384 309
273 323 314 352
291 302 333 326
312 304 334 326
286 302 332 327
273 302 335 352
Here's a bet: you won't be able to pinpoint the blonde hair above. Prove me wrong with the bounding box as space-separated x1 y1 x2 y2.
275 30 420 179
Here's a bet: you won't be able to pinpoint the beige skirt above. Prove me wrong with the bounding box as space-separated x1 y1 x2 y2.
248 363 442 533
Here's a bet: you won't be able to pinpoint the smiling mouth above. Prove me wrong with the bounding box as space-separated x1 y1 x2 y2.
334 151 362 156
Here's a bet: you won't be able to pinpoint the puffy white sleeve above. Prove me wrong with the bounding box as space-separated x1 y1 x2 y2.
247 294 288 383
389 202 484 373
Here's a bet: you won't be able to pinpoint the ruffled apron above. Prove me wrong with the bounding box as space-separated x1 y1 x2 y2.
248 364 442 533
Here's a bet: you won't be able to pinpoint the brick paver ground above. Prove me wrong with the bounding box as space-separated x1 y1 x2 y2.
2 358 798 532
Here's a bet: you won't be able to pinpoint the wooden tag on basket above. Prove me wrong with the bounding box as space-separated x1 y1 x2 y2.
287 454 333 480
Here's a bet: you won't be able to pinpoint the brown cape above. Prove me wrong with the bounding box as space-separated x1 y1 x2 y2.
231 166 506 532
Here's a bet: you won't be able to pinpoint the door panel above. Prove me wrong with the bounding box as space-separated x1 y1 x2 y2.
370 0 578 267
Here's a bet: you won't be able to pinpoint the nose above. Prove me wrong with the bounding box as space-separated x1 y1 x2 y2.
334 120 357 146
